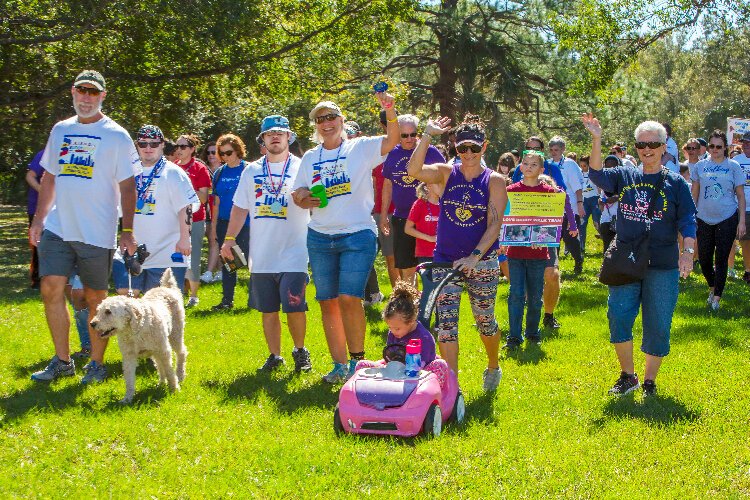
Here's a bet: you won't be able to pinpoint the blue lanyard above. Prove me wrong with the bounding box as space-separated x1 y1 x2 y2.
136 156 166 201
317 141 344 171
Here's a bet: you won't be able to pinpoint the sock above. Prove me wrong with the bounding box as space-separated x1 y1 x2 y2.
349 351 365 361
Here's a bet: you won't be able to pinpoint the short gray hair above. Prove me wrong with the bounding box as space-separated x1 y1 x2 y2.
397 114 419 129
548 136 566 149
634 121 667 143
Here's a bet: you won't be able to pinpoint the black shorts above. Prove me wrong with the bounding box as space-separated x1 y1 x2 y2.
390 216 417 269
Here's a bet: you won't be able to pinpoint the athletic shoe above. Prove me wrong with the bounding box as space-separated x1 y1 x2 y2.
706 291 714 307
743 271 750 284
363 292 384 306
80 360 107 385
211 301 233 311
31 355 75 382
212 272 223 283
347 359 360 379
608 371 640 395
482 367 502 392
642 379 657 397
728 268 737 279
543 314 561 329
710 300 720 312
292 347 312 372
526 334 542 345
259 354 285 372
71 348 91 361
199 270 214 283
322 362 348 384
573 261 583 275
186 297 199 308
503 338 522 350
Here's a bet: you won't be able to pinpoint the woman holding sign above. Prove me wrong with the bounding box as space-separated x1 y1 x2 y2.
583 114 696 397
291 90 400 383
407 114 507 392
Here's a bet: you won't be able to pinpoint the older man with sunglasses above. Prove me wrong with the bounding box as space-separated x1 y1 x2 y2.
29 70 140 384
380 114 445 285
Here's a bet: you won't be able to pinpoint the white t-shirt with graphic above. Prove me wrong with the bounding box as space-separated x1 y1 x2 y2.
294 136 386 235
581 170 599 199
234 155 310 273
733 153 750 210
41 115 140 249
134 160 200 269
690 158 744 225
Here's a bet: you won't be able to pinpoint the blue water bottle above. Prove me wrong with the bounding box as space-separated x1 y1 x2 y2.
404 339 422 377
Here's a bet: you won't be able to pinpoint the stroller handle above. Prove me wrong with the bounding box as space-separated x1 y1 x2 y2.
416 261 455 272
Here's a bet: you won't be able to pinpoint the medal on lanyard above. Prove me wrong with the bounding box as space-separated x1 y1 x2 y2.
263 154 291 214
136 156 165 214
270 201 282 214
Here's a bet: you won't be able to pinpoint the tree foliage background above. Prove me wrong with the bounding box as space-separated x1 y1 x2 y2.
1 0 748 202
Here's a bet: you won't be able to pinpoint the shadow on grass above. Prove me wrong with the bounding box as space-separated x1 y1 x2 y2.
189 307 255 319
592 393 701 428
503 344 549 365
204 370 339 414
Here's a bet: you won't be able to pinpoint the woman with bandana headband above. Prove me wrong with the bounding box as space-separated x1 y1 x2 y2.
407 114 507 392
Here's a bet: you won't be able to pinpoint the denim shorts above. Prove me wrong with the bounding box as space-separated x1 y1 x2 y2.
607 268 679 357
307 228 377 300
112 261 186 294
250 272 309 313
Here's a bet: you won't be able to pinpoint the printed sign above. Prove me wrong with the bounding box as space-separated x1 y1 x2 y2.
500 191 566 247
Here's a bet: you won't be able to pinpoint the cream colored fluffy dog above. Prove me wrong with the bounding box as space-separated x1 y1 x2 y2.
90 269 187 403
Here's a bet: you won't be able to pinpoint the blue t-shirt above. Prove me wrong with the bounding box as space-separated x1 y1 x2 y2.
386 321 436 366
213 161 249 225
690 158 744 225
589 166 696 270
511 160 567 191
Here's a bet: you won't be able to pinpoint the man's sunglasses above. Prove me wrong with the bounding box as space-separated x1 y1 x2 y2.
707 144 725 150
177 144 193 150
400 132 418 138
137 141 162 149
218 149 235 157
74 85 102 96
634 141 664 150
684 146 699 151
314 113 339 124
456 143 482 154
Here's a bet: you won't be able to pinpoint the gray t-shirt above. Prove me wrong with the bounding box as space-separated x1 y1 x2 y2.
732 153 750 210
690 158 744 224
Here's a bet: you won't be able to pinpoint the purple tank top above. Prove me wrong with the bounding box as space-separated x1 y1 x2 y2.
433 164 499 262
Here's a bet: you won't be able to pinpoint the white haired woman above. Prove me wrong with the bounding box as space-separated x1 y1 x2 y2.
582 114 697 397
292 95 400 383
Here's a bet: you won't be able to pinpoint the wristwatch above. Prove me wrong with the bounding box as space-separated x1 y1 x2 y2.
471 249 482 257
682 247 694 254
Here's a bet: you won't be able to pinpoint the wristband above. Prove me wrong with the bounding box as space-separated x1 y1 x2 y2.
225 235 236 241
121 228 133 233
387 117 398 123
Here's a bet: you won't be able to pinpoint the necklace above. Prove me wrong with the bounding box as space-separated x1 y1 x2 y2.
263 154 291 214
136 156 166 215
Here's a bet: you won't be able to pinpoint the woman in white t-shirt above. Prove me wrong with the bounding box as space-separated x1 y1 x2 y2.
292 95 400 383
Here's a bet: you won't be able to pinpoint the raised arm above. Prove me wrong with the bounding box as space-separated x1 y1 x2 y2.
407 117 452 185
377 93 400 156
581 113 602 170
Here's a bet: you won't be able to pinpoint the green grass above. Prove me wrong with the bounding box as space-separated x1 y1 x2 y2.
1 204 749 497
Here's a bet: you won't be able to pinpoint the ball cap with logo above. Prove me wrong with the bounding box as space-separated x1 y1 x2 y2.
74 70 106 91
257 115 297 144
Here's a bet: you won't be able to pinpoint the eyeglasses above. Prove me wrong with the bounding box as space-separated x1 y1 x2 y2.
684 146 699 151
176 144 193 150
207 150 217 155
137 141 162 149
634 141 664 150
314 113 339 124
400 132 418 138
74 85 102 96
456 143 482 154
707 144 724 150
218 149 235 157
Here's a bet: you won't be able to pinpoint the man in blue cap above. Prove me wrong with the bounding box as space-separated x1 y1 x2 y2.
221 115 313 372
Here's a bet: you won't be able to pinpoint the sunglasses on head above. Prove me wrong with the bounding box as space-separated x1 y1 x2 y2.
314 113 339 124
634 141 664 150
218 149 235 157
74 85 102 96
456 143 482 154
400 132 418 138
707 143 724 150
137 140 162 149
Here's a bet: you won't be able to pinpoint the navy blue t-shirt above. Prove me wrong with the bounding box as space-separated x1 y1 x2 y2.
589 166 696 269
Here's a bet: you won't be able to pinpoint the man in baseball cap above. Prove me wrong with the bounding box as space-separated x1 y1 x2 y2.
257 115 297 144
73 69 106 91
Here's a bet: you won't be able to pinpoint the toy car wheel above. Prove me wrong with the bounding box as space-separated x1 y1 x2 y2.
333 403 344 436
422 403 442 438
452 391 466 425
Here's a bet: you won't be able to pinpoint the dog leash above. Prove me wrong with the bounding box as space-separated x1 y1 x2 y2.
127 272 134 298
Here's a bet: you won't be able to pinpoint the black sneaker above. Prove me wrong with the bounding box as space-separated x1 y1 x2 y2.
503 338 522 350
211 301 233 311
291 347 312 372
543 314 561 329
642 379 657 397
608 371 640 395
573 261 583 275
526 334 542 345
259 354 285 372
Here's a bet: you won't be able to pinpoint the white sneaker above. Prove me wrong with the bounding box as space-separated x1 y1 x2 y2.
212 272 223 283
200 271 213 283
363 292 384 306
187 297 199 308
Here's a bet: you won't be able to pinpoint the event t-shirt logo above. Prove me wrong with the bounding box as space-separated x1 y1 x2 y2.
253 173 291 220
58 134 101 179
443 183 486 227
313 157 351 199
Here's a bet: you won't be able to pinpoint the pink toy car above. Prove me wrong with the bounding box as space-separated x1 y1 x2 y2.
334 361 465 438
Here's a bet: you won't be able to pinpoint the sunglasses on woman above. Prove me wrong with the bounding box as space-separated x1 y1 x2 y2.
456 143 482 154
314 113 339 124
176 144 193 150
684 146 699 151
634 141 664 150
400 132 418 138
218 149 235 157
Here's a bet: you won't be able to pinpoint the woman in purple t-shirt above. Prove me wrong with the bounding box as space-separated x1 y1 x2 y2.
407 114 507 392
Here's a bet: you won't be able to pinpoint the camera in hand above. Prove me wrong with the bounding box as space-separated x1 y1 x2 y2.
221 244 247 273
123 244 149 276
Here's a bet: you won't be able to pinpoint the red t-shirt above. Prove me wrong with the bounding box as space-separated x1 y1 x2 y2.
179 158 212 222
372 163 394 215
407 198 439 257
505 182 556 260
